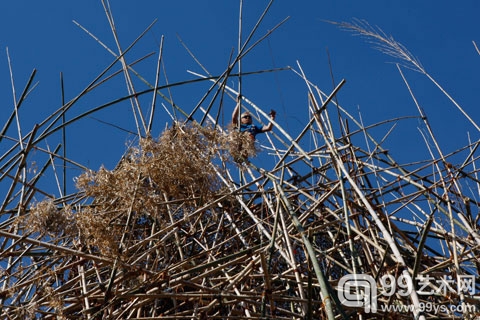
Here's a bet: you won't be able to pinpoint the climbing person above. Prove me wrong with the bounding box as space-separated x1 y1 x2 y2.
230 94 276 163
232 94 276 140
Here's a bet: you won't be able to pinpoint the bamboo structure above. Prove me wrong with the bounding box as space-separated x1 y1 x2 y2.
0 4 479 320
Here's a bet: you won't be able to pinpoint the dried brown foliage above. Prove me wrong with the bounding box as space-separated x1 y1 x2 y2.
24 200 76 238
224 125 259 162
132 123 223 202
26 123 230 256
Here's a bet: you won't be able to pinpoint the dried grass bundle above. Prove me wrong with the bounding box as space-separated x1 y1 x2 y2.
223 125 259 163
20 123 236 258
73 206 121 256
24 200 76 238
26 123 229 255
134 122 223 203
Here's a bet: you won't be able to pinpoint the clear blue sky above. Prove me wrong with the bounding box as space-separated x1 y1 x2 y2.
1 1 479 196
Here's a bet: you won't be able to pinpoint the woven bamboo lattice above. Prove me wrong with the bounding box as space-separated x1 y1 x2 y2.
1 3 479 320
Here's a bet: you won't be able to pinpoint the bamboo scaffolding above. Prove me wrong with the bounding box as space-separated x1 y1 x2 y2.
0 4 479 320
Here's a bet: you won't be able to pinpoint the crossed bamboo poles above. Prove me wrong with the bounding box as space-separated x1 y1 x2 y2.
0 1 479 319
1 69 478 318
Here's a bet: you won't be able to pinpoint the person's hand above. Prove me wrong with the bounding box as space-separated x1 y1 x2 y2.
269 109 276 119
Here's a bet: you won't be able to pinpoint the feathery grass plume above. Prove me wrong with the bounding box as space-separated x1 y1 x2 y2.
331 18 480 132
330 18 425 73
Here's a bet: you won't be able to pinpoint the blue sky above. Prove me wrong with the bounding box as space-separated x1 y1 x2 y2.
1 1 479 196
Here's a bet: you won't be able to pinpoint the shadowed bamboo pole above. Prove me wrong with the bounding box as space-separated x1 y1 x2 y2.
237 0 243 107
275 183 338 320
148 35 165 134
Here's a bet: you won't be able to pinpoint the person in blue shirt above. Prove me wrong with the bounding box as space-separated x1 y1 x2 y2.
232 94 276 140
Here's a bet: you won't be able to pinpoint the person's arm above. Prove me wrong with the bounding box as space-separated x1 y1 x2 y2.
261 110 276 132
232 95 242 126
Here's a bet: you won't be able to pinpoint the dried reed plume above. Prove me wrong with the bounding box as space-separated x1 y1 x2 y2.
332 18 480 132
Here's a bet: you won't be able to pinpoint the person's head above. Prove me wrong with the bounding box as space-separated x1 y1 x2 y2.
241 112 252 124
